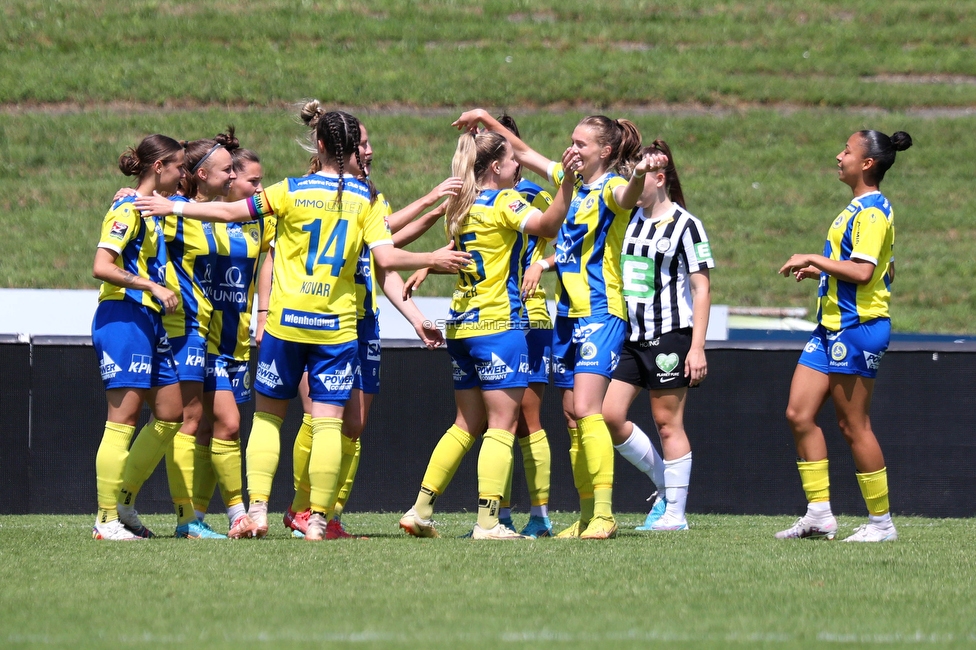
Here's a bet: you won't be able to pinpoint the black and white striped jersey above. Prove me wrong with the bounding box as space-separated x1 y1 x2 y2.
620 205 714 342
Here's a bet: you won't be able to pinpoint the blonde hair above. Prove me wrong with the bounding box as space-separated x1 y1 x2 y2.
444 131 508 238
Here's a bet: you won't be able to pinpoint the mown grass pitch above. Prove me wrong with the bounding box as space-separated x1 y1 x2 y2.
2 513 974 648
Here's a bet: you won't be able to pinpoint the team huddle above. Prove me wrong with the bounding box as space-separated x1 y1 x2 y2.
90 103 912 543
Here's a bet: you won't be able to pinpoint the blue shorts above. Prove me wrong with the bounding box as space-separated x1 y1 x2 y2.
798 319 890 379
255 332 357 406
447 330 529 391
170 333 207 383
354 316 381 395
204 353 252 404
552 314 626 389
525 327 553 385
91 301 178 390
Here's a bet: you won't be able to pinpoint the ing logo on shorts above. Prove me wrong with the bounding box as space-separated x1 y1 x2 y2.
830 342 848 361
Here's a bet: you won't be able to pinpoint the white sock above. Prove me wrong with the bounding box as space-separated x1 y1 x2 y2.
807 501 833 517
663 452 692 519
530 505 548 518
227 503 246 526
869 513 892 526
499 507 512 520
614 424 665 491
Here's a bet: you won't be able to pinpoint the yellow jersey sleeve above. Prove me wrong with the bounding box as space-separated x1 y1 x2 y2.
96 197 167 311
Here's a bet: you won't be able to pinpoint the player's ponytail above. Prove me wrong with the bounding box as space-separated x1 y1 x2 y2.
858 129 914 185
445 131 510 239
181 126 240 198
645 140 686 210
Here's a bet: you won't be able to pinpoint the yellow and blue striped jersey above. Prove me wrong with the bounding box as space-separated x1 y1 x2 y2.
355 193 393 322
515 178 553 329
248 174 392 345
817 191 895 330
447 188 536 339
207 218 276 360
548 163 629 320
162 201 218 340
96 195 168 311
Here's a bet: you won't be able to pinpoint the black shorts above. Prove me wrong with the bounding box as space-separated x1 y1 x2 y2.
612 328 692 391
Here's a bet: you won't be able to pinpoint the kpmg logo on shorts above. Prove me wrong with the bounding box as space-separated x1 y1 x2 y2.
186 347 206 367
518 354 530 373
100 352 122 380
552 357 568 377
476 353 513 381
830 342 848 362
281 309 339 331
572 322 604 343
207 363 229 379
318 363 354 392
366 340 381 361
128 354 152 374
256 360 284 387
452 360 466 382
863 350 885 371
804 340 819 354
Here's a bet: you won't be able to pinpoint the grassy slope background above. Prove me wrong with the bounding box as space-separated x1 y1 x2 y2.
2 0 975 332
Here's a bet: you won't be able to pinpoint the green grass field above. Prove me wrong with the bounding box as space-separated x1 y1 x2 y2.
2 513 975 648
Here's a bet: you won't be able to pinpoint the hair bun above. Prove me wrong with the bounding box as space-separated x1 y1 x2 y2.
214 125 239 152
118 149 141 176
890 131 913 152
300 99 325 128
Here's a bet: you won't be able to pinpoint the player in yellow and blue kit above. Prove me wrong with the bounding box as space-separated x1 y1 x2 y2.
115 130 241 540
90 134 185 541
453 109 650 539
777 129 913 543
399 129 576 540
137 109 470 541
188 146 272 539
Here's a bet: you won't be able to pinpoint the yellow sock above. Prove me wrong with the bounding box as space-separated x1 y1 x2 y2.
798 459 831 503
568 426 594 523
95 422 136 523
118 419 181 508
334 437 361 516
245 412 282 503
211 438 244 509
856 467 890 516
477 429 515 529
165 432 197 525
501 439 514 511
308 417 343 515
519 429 551 507
579 415 614 519
415 425 475 520
290 414 313 512
192 442 217 514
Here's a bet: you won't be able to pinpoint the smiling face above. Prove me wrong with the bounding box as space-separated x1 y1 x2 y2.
570 124 611 180
345 123 373 178
197 147 236 199
227 160 263 202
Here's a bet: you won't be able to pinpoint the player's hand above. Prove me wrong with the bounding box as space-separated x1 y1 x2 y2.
113 187 137 203
428 240 472 274
634 151 668 177
521 262 544 299
134 191 176 217
792 265 820 282
561 146 582 174
452 109 486 133
685 346 707 386
779 254 814 278
428 177 464 202
151 284 178 313
254 311 267 346
403 268 429 300
414 318 445 349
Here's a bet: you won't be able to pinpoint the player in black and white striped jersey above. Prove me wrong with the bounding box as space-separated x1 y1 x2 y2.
602 140 714 531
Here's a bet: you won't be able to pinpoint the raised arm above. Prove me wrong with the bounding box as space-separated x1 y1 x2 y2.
520 148 578 239
392 204 446 248
386 177 462 234
134 191 255 223
613 151 667 211
453 108 553 180
370 240 470 274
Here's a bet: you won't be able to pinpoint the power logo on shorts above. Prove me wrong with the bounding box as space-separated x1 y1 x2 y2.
317 363 354 391
256 360 284 387
100 352 122 380
863 350 884 371
452 360 466 382
476 353 513 381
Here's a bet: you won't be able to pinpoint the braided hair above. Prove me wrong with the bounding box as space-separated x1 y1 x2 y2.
300 103 377 206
